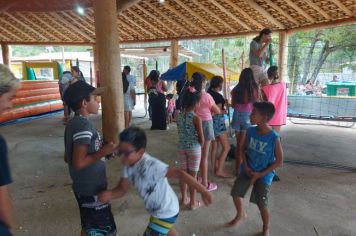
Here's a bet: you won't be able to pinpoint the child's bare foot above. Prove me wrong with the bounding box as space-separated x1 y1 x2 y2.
189 200 202 210
215 170 233 178
225 212 247 227
179 197 190 206
263 225 270 236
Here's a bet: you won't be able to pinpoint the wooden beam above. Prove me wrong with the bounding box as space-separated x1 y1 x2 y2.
48 12 94 42
27 13 74 41
162 2 206 34
174 0 221 33
244 0 285 29
333 0 353 16
0 21 22 41
170 39 179 68
278 31 288 81
284 0 315 23
209 0 251 31
117 0 142 13
191 0 236 32
119 16 156 38
262 0 299 25
94 0 124 142
132 4 180 36
0 16 33 40
3 13 49 41
1 44 11 66
61 12 96 37
116 19 143 39
0 41 94 46
126 9 166 36
223 0 263 29
302 0 330 20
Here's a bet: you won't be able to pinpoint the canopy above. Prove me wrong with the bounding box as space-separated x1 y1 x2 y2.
160 62 239 81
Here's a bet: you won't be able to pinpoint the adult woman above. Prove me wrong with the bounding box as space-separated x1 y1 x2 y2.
0 64 20 236
249 28 272 84
191 72 220 191
207 76 231 178
122 72 135 128
147 70 167 130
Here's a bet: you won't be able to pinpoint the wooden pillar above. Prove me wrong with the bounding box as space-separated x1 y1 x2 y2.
1 44 11 66
93 0 124 143
170 39 179 68
278 31 288 81
93 45 99 87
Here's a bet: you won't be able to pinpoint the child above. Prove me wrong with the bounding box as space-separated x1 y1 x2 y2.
262 66 287 133
191 72 220 191
98 127 212 236
231 68 260 174
166 93 175 124
123 72 135 128
176 86 204 209
0 64 20 236
227 102 283 236
63 80 118 236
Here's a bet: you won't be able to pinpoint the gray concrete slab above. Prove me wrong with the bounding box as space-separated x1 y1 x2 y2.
0 115 355 236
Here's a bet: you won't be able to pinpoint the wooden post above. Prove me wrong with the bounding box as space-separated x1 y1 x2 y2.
170 39 179 68
93 45 99 87
1 44 11 66
93 0 124 143
278 31 289 81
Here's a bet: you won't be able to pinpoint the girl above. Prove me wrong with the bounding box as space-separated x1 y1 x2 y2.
71 66 85 82
191 72 220 191
122 72 135 128
231 68 260 174
166 93 175 125
207 76 231 178
0 64 20 236
262 66 287 133
176 86 204 209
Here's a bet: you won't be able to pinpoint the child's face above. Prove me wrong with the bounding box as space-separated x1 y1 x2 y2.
117 142 143 166
0 88 17 114
250 108 266 125
86 95 100 114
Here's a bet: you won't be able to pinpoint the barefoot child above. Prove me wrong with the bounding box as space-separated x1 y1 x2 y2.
99 127 213 236
227 102 283 236
63 80 118 236
176 86 204 209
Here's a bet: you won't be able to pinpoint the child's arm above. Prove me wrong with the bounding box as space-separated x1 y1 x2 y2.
251 138 283 184
193 115 204 146
72 142 118 170
211 103 221 115
240 137 252 176
166 168 213 205
0 185 13 229
98 178 131 203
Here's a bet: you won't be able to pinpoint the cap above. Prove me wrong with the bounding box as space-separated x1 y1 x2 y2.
63 80 104 111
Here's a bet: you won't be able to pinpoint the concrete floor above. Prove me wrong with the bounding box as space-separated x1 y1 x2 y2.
1 114 356 236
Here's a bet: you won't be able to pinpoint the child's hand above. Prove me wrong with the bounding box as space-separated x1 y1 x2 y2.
102 142 118 156
244 165 252 177
201 191 213 206
98 190 112 203
250 172 262 185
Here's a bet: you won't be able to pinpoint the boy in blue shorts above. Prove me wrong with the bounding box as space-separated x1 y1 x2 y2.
226 102 283 236
98 127 213 236
63 80 118 236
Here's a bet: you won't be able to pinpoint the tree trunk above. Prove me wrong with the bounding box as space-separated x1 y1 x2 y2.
309 40 336 83
301 31 321 84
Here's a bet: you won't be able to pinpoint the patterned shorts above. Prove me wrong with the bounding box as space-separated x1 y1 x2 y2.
178 147 202 172
212 114 227 137
144 214 178 236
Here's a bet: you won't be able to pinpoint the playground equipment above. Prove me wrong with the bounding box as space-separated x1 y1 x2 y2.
22 61 63 80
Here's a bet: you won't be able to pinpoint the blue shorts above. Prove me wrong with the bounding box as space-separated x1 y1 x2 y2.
231 109 251 132
212 114 227 137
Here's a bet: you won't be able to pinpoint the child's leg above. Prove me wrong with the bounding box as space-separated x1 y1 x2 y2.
178 150 189 205
168 227 179 236
259 206 270 236
236 131 247 173
215 132 231 178
210 140 217 173
124 111 130 128
187 148 201 209
226 197 246 227
234 131 241 173
200 140 211 188
251 181 271 236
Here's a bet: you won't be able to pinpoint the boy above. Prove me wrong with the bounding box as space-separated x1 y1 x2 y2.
63 80 118 236
226 102 283 236
98 127 213 236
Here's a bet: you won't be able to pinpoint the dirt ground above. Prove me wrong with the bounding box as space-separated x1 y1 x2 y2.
1 114 356 236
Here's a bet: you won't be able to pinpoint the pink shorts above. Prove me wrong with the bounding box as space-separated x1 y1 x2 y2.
178 148 201 172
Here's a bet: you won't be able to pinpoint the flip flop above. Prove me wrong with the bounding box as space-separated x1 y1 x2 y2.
207 182 218 191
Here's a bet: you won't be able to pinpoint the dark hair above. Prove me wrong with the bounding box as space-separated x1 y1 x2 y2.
231 68 259 104
253 102 275 121
71 66 84 80
253 28 272 42
176 78 189 95
166 93 174 100
208 76 223 92
182 87 201 110
191 72 206 92
72 95 91 111
267 66 278 78
124 65 131 72
119 126 147 150
122 72 129 93
148 70 159 82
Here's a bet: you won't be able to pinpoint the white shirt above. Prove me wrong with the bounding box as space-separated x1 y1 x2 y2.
126 74 136 88
123 153 179 218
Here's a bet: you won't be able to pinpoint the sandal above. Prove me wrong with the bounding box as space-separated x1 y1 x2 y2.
207 182 218 191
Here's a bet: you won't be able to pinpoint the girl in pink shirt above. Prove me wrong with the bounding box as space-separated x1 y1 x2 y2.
191 72 220 191
262 66 287 133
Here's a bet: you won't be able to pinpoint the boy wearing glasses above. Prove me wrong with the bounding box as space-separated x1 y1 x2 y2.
63 80 118 236
98 127 213 236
